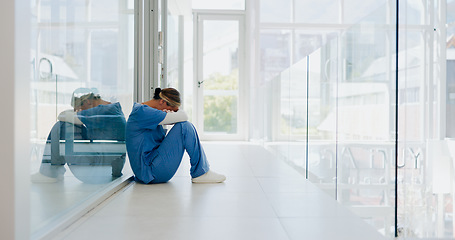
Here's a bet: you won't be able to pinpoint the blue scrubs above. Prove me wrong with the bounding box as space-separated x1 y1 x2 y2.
78 102 126 141
125 103 209 184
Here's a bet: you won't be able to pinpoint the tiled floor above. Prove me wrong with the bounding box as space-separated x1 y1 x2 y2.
54 142 387 240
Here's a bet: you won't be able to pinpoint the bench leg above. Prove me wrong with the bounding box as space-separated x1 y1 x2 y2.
111 154 126 177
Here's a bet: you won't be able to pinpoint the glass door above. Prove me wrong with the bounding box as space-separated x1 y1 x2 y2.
194 13 245 140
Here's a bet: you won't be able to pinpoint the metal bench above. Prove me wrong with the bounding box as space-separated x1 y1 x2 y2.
44 122 126 181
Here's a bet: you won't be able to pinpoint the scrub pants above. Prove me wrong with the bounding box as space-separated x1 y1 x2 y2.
149 121 210 183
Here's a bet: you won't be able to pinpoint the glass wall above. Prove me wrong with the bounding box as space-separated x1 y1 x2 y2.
257 0 381 199
337 3 397 236
255 0 455 238
29 0 134 236
397 1 438 238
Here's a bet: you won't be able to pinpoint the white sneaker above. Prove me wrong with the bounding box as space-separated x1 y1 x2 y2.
31 172 58 183
192 170 226 183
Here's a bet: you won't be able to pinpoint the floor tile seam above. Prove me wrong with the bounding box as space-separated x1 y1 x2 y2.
127 189 269 196
80 180 135 215
251 163 321 219
277 215 389 238
255 177 364 221
275 213 297 240
240 147 276 202
255 177 323 195
83 215 290 220
254 175 288 221
50 180 135 240
271 213 360 219
87 213 282 219
276 215 370 220
276 217 386 240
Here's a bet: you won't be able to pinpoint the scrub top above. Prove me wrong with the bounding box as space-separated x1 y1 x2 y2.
125 102 167 183
78 102 126 141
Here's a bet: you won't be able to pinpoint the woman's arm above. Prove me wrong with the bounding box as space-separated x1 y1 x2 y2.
159 109 188 125
57 109 84 125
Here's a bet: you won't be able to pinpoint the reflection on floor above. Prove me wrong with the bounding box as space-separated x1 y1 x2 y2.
30 159 133 235
51 142 386 240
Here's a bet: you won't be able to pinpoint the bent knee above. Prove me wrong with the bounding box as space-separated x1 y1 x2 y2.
173 121 197 134
174 121 193 128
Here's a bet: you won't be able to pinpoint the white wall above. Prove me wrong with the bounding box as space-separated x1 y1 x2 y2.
0 0 30 239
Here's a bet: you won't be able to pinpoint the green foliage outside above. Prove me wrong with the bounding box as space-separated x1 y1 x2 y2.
204 70 238 90
203 69 238 133
204 95 237 133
